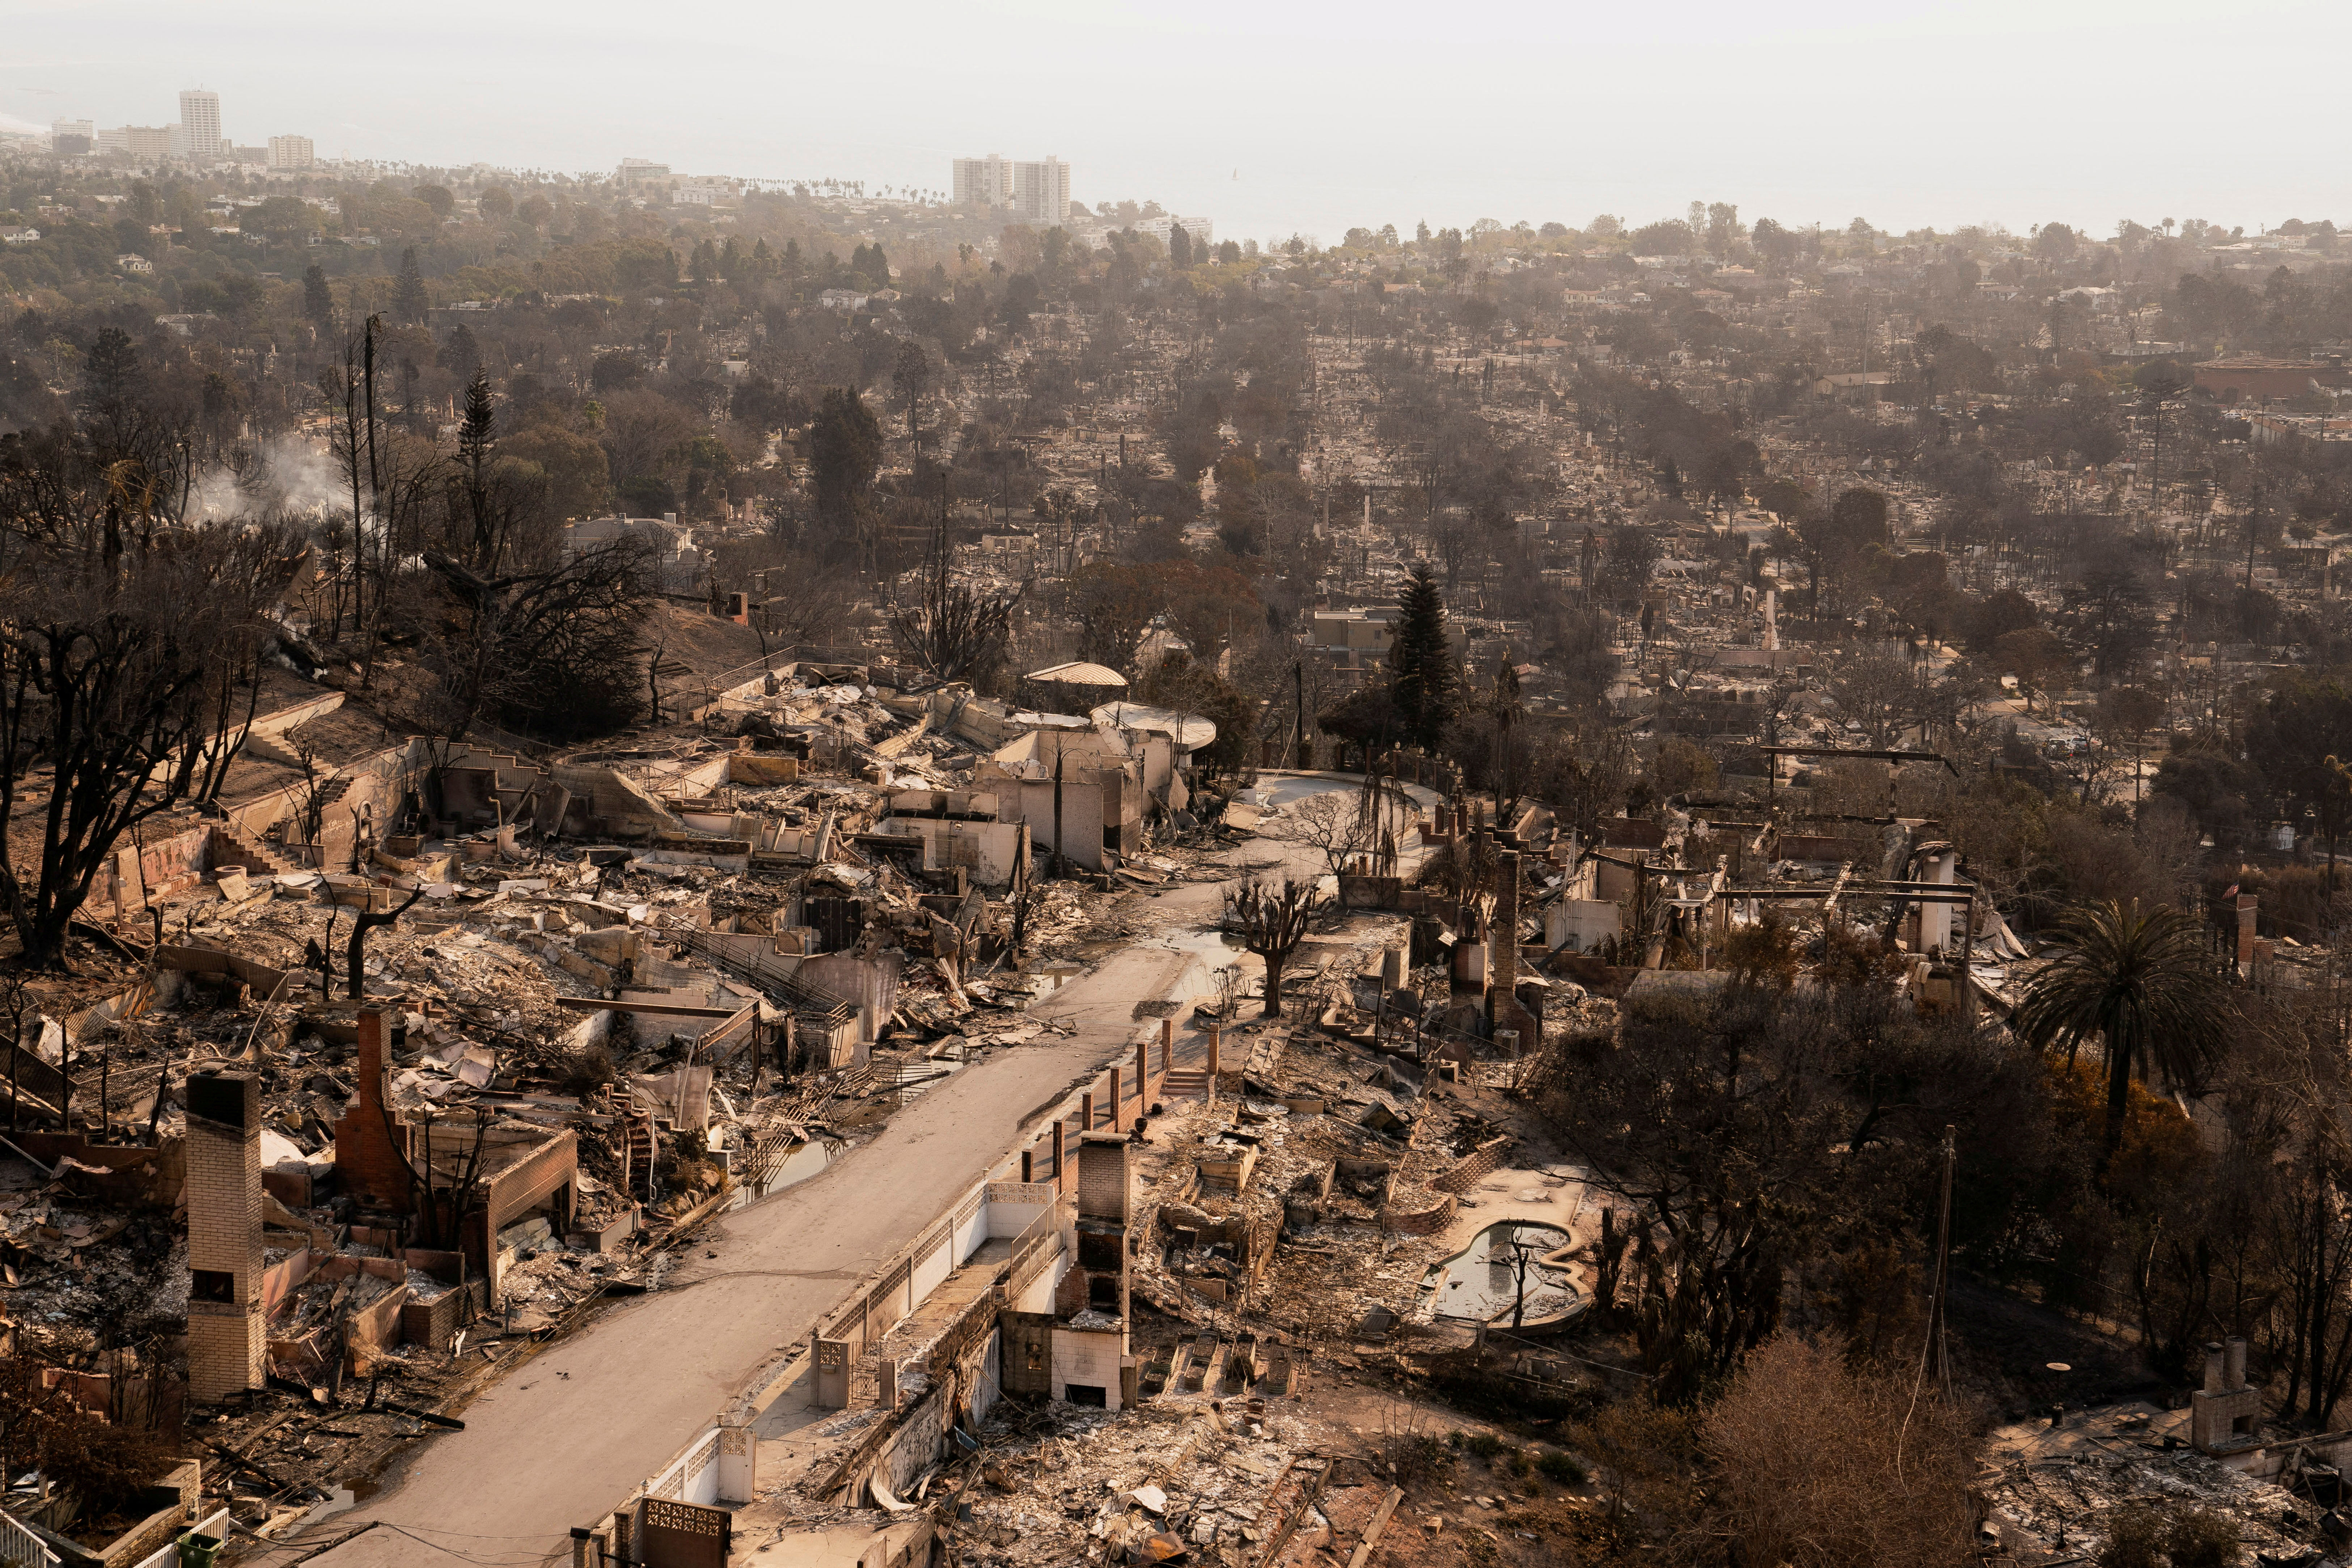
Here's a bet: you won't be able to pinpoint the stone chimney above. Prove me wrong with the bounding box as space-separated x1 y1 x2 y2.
186 1070 263 1402
2191 1336 2258 1453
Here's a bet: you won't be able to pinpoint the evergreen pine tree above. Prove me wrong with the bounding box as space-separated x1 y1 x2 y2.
809 388 883 539
436 323 481 384
302 264 334 327
1388 563 1456 753
454 367 501 564
390 246 430 323
457 365 494 468
1169 224 1192 268
80 327 140 415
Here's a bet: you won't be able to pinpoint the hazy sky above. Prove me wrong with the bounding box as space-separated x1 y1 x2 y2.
7 0 2346 245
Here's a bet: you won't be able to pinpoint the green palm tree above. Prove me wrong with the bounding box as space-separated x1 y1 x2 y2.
2013 899 2225 1159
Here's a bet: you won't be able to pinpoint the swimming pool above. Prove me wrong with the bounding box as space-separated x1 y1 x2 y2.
1425 1221 1582 1326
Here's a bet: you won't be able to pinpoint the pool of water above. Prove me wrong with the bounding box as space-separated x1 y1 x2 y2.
1425 1221 1582 1325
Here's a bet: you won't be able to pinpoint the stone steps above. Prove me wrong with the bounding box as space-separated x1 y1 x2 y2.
1160 1070 1212 1099
217 827 300 878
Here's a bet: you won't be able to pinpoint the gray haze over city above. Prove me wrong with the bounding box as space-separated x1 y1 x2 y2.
7 0 2349 239
9 5 2352 1568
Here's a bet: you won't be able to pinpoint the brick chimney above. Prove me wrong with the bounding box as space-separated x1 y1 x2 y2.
1070 1134 1131 1339
1077 1132 1130 1223
186 1070 263 1402
1489 850 1520 1003
333 1006 413 1212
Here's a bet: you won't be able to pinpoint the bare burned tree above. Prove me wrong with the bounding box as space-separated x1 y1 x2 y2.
888 494 1023 686
406 1106 492 1249
346 886 426 999
756 553 860 655
0 967 28 1132
188 637 265 807
1286 792 1370 875
420 537 653 741
1358 764 1406 875
0 499 299 969
1222 876 1326 1019
398 377 654 741
317 319 445 687
288 730 333 861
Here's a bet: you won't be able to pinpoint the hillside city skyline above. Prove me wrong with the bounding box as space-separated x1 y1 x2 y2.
6 0 2349 240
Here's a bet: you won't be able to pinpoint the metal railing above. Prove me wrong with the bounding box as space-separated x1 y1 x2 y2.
667 927 858 1030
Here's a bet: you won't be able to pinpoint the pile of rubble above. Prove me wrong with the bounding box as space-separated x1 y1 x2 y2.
1982 1402 2327 1565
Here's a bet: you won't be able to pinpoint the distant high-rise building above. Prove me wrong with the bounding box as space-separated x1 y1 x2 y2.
267 135 314 173
50 119 94 156
615 157 669 184
952 154 1015 208
107 125 174 163
1013 157 1070 227
178 89 223 164
1122 214 1214 247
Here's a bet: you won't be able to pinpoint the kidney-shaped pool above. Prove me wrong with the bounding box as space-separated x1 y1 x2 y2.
1423 1221 1584 1326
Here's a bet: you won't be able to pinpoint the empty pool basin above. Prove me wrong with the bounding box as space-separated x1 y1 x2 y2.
1424 1221 1583 1326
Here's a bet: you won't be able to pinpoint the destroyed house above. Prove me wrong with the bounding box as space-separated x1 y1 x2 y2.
977 728 1177 872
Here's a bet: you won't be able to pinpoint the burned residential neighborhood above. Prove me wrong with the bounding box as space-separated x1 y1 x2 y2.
13 31 2352 1568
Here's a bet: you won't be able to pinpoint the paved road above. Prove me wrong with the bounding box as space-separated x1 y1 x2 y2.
272 777 1417 1565
277 1019 1164 1565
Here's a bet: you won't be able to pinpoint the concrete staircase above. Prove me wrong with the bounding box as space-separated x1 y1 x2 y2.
212 825 301 878
621 1109 656 1201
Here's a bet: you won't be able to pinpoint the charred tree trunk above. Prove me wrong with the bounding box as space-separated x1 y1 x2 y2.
346 887 426 999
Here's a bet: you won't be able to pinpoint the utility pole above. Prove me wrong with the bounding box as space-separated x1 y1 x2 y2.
1928 1124 1956 1395
2246 480 2262 595
1293 661 1306 769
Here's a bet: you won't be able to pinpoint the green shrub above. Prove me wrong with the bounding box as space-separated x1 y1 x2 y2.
1534 1449 1587 1484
